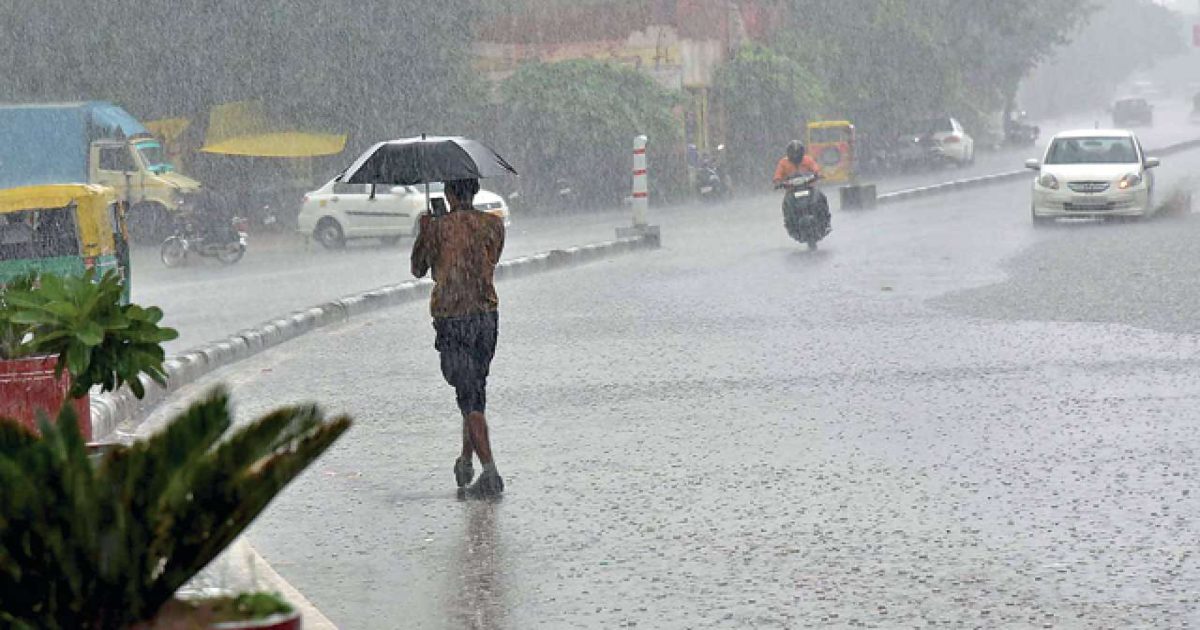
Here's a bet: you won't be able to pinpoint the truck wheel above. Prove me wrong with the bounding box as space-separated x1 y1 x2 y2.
131 203 173 244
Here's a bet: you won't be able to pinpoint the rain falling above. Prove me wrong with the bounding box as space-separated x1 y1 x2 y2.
1 0 1200 628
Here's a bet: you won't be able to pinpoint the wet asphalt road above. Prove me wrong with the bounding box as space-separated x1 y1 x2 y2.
133 103 1198 354
137 139 1200 627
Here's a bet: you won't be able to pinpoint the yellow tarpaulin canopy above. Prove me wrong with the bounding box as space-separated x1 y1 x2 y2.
0 184 114 215
144 117 192 144
199 101 346 158
200 132 347 157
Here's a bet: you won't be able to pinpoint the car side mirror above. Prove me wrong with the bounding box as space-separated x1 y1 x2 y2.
1145 157 1161 169
1024 159 1041 170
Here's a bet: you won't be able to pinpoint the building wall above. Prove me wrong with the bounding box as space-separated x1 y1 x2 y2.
473 0 753 150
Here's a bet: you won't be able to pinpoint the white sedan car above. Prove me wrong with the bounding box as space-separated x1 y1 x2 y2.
923 116 975 165
1026 129 1159 225
298 178 510 248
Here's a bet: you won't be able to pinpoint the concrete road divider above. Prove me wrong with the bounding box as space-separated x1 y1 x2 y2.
839 184 878 210
91 232 661 441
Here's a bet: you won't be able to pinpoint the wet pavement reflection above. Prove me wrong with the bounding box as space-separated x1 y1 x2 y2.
449 500 507 630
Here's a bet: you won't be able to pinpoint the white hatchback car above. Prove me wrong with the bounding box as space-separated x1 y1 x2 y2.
298 178 510 248
1026 130 1160 225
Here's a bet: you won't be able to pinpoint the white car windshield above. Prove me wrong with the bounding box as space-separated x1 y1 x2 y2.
1045 137 1138 165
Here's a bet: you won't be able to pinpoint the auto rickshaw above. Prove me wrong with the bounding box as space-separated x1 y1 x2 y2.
0 184 131 303
806 120 856 183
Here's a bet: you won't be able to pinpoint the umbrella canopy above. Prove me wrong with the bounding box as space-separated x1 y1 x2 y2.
342 136 517 186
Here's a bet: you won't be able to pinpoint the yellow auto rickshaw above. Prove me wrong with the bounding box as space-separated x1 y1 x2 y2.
0 184 131 302
806 120 856 183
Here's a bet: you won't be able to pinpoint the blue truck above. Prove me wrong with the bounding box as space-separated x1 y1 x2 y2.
0 101 200 239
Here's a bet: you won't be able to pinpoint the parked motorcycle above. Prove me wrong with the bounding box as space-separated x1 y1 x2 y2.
1004 112 1040 147
778 172 831 250
696 164 728 201
695 145 732 201
160 215 248 267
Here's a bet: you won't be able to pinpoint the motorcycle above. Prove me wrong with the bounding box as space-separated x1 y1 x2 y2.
778 172 831 250
1004 112 1040 147
160 215 248 267
695 146 732 201
696 162 729 201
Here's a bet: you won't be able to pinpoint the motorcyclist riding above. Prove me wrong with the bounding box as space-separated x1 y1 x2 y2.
184 188 238 244
774 140 821 187
774 140 831 249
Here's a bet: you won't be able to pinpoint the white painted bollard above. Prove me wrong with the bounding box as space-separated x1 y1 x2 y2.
632 134 649 227
616 135 660 245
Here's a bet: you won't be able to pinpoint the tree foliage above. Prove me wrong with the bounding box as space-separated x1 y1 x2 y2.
497 59 684 207
771 0 1095 137
0 389 351 629
713 44 828 184
1021 0 1188 115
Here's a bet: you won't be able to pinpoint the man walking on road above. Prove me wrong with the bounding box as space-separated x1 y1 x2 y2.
411 178 506 498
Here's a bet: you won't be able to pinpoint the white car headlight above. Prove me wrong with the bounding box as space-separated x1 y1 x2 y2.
1118 173 1142 190
1037 173 1059 190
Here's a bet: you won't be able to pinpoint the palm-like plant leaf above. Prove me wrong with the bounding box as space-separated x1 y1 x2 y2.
0 388 351 628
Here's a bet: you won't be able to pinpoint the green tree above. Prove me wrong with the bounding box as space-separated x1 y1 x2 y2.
497 59 684 208
1021 0 1187 115
769 0 1094 138
713 44 828 184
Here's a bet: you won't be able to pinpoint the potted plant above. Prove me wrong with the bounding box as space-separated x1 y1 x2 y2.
0 387 352 629
0 269 178 440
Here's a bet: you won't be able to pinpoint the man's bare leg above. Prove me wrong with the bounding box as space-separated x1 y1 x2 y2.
460 416 474 461
466 411 493 464
463 411 503 497
454 415 475 488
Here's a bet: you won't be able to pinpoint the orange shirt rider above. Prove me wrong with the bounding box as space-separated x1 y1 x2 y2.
773 154 821 187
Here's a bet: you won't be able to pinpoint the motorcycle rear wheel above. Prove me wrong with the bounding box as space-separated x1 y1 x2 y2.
160 237 187 268
217 242 246 265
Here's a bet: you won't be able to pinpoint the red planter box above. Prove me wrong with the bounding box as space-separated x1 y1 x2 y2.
0 356 90 440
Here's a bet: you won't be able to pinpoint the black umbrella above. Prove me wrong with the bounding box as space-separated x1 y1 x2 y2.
342 135 517 186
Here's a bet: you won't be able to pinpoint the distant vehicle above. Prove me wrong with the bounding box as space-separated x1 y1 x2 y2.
922 116 975 166
695 145 732 201
1111 98 1154 127
1026 129 1160 225
160 215 248 267
776 172 830 250
883 132 928 171
0 102 201 242
1003 111 1040 147
0 184 130 303
298 178 510 249
806 120 856 182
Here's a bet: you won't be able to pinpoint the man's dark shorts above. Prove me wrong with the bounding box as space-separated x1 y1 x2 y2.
434 311 498 416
